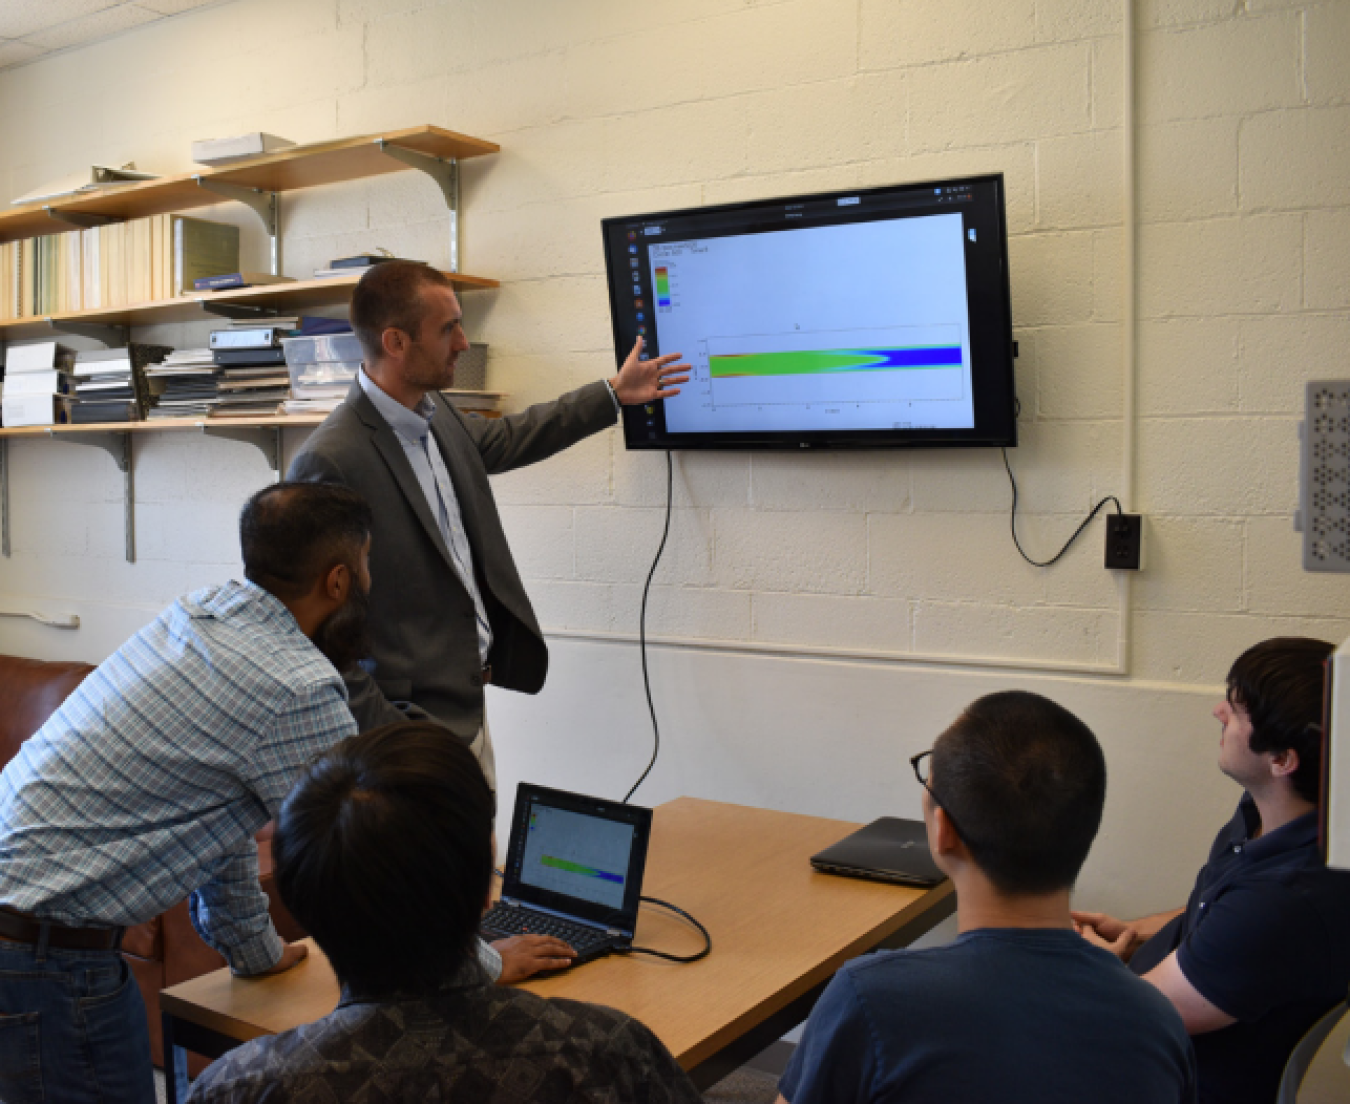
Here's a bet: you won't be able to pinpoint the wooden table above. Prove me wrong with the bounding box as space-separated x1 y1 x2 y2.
160 797 955 1101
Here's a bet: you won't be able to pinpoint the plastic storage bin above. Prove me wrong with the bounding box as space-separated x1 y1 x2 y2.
283 334 362 398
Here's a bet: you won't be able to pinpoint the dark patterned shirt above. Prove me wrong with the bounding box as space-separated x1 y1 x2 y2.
186 962 702 1104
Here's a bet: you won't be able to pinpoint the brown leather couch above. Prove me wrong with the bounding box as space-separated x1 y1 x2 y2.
0 653 304 1071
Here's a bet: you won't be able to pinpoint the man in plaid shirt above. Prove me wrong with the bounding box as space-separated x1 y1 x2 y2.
0 482 371 1104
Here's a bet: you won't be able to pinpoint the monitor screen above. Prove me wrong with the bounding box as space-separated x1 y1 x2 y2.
518 802 637 911
502 784 652 929
602 174 1017 450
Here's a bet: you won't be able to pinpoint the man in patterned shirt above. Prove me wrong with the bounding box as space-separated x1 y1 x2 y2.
0 482 372 1104
188 721 702 1104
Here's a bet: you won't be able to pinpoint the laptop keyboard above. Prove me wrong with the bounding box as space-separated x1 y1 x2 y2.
481 904 614 953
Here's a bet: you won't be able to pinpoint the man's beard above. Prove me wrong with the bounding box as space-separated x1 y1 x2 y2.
312 581 373 674
404 344 455 392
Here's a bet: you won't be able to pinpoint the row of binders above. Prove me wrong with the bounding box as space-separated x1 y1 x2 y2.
149 320 303 420
0 215 240 321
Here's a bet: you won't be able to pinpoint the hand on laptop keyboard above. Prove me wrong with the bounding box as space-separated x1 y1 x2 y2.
490 934 577 983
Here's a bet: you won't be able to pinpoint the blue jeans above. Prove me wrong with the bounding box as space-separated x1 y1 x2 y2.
0 938 155 1104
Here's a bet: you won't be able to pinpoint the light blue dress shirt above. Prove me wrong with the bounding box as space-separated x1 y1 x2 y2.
359 369 493 666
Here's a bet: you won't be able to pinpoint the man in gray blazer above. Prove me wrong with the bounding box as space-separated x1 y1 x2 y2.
288 261 687 794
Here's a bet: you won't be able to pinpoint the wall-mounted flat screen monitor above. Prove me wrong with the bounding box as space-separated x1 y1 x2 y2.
602 174 1017 450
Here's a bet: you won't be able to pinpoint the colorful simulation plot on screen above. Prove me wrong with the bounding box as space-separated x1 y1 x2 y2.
708 346 964 378
520 802 636 910
648 213 976 436
540 855 626 884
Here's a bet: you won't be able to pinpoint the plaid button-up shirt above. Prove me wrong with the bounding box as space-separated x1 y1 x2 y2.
0 580 357 975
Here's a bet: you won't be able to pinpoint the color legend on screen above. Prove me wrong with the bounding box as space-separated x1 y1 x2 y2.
655 266 671 310
541 855 626 884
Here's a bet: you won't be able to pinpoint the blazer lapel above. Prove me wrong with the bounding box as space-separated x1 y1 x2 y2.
427 395 488 563
349 382 456 572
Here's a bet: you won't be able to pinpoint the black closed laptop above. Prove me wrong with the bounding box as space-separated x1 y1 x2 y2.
810 817 946 887
481 783 653 967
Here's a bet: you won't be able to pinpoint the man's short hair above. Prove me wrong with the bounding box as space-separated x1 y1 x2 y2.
931 690 1107 896
239 482 372 602
1227 637 1333 804
272 722 495 996
349 260 455 365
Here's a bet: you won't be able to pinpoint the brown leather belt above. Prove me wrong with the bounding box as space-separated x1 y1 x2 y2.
0 906 124 951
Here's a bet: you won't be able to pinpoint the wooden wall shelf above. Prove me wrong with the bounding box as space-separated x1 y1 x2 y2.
0 270 498 340
0 126 499 244
0 123 503 567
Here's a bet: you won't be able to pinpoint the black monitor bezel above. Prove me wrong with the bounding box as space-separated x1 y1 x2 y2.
601 173 1017 451
501 783 652 932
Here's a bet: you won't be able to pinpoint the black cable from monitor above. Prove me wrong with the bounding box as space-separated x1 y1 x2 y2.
622 450 674 805
614 894 712 963
1002 398 1121 567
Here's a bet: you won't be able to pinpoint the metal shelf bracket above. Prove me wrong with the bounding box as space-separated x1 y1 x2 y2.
201 426 282 478
377 139 460 274
192 177 281 276
44 207 117 230
50 430 134 562
46 318 129 349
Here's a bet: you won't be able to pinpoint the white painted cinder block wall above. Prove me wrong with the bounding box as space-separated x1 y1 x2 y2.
1 0 1349 924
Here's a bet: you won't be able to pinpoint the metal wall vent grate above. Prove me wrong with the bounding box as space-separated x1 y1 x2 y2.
1300 382 1350 572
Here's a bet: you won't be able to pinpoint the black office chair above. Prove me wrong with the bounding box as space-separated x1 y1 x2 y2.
1276 990 1350 1104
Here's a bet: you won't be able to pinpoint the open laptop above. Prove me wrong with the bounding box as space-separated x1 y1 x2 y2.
810 817 946 887
481 783 653 967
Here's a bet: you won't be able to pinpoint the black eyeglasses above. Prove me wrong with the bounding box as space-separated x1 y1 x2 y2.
910 749 972 843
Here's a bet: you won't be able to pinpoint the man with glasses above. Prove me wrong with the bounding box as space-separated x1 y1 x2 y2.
777 690 1196 1104
1075 638 1350 1104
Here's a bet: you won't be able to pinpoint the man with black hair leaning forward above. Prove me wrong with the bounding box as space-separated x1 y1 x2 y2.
187 721 703 1104
778 690 1197 1104
0 482 372 1104
1075 637 1350 1104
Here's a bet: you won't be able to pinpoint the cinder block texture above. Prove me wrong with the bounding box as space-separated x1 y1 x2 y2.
0 0 1348 697
1240 107 1350 213
1138 15 1303 124
1305 211 1350 311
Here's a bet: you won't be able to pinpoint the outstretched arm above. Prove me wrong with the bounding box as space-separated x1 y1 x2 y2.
609 337 690 405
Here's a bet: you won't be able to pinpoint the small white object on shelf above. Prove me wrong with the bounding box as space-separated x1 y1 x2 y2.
191 133 295 165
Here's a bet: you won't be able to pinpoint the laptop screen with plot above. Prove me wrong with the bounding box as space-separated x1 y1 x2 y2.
483 784 652 964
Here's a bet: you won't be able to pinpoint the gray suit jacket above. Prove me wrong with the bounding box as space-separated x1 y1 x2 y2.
287 379 617 737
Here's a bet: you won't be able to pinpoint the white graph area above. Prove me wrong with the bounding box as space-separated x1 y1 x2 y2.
519 805 635 910
651 213 975 434
704 323 964 408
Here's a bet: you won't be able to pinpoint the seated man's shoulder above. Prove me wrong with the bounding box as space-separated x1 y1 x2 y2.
189 991 700 1104
483 987 701 1100
186 1004 376 1103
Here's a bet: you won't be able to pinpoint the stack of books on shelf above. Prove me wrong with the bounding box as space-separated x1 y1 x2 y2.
0 216 239 319
209 319 297 418
312 251 420 279
70 344 172 424
1 340 77 427
145 348 220 419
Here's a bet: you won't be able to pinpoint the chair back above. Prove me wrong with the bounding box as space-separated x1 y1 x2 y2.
0 654 95 767
1276 995 1350 1104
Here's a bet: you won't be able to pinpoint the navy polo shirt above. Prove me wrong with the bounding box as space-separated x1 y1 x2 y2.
1131 794 1350 1104
782 928 1196 1104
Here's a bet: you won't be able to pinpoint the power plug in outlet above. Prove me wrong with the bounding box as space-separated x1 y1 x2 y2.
1104 514 1143 570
